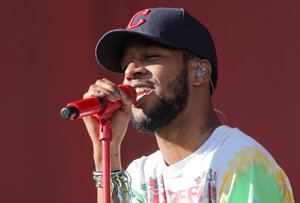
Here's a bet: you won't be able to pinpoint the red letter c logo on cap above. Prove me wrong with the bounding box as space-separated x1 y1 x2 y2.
127 9 151 30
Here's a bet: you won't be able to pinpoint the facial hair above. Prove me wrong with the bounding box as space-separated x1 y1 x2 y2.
130 65 189 133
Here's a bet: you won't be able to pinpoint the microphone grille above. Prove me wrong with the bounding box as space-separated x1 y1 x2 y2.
60 106 79 120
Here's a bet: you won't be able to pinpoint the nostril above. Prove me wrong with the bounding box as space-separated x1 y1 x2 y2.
125 63 147 80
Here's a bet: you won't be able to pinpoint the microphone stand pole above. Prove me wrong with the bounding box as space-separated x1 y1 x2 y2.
99 116 112 203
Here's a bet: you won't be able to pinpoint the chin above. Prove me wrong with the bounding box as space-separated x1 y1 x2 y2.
131 107 148 121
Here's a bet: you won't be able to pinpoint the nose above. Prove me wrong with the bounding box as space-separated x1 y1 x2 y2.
124 62 148 82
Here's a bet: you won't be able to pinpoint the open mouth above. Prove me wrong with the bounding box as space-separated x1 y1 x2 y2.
134 86 154 104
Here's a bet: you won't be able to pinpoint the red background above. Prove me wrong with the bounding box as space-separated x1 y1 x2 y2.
1 0 299 202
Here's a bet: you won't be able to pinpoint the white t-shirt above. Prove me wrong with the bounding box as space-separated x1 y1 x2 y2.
126 125 294 203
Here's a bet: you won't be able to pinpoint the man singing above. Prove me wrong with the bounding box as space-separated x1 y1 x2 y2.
82 7 294 203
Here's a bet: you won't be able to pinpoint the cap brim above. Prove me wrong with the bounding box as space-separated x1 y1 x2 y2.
95 29 184 73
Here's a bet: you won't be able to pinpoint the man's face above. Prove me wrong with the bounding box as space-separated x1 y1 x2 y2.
122 38 189 133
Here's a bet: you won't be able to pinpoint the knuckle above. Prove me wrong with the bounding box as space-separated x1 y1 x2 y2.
92 89 102 95
83 92 89 98
95 79 103 84
83 91 93 99
110 84 118 91
89 84 96 89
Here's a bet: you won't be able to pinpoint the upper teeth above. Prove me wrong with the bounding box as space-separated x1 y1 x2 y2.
135 87 152 93
135 87 153 101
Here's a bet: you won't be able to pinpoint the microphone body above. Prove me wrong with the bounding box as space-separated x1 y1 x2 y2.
60 85 136 120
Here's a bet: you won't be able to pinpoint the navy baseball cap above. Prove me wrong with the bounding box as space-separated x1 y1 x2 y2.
95 7 217 76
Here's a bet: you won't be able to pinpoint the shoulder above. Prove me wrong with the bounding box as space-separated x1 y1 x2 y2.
211 125 278 175
212 125 274 162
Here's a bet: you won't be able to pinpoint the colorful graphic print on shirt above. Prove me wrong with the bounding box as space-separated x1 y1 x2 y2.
131 169 217 203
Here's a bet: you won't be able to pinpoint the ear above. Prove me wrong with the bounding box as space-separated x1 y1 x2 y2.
192 59 212 86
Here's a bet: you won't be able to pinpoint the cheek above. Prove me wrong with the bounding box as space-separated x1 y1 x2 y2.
157 74 181 98
152 70 175 95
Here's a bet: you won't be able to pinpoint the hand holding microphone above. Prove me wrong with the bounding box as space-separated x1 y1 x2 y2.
61 82 136 120
61 79 136 171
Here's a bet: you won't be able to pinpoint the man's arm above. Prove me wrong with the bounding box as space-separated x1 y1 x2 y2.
218 147 295 203
82 79 133 203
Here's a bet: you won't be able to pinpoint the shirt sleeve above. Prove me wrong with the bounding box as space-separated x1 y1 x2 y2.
218 147 294 203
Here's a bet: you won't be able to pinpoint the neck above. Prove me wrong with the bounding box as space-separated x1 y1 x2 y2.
154 106 221 166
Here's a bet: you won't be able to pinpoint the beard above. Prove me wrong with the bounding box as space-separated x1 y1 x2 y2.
130 65 189 133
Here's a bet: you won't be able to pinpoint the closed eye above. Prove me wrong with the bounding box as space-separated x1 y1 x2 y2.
144 54 161 60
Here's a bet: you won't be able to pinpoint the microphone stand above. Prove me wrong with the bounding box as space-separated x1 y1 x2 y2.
97 101 121 203
99 116 112 203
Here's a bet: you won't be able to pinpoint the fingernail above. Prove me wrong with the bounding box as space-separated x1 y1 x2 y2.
107 94 117 102
114 89 121 99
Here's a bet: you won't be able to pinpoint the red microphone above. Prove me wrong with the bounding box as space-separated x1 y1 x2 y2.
60 84 136 120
